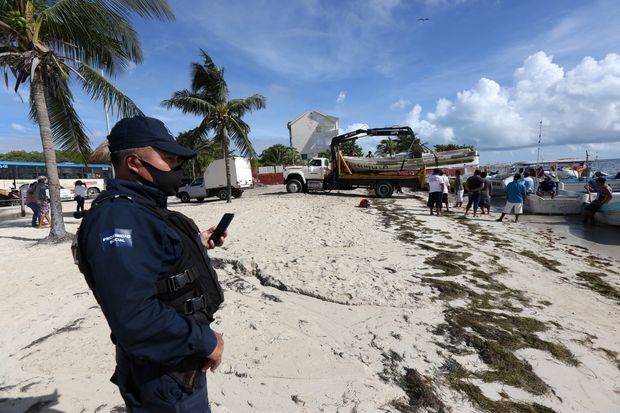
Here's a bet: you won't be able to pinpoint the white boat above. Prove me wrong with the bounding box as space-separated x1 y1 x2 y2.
342 149 479 173
594 194 620 226
524 190 589 215
560 178 620 193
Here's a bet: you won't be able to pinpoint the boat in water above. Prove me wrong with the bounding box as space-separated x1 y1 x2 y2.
524 190 589 215
342 148 479 173
594 193 620 226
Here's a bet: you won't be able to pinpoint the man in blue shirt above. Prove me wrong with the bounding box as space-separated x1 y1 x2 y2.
522 172 535 194
496 173 527 222
75 117 226 412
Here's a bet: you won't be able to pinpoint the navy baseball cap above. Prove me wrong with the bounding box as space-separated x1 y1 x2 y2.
108 116 196 159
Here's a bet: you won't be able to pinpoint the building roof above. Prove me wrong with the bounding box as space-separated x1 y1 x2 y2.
287 111 339 129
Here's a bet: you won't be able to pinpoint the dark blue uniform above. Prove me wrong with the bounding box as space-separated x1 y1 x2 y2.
82 179 217 412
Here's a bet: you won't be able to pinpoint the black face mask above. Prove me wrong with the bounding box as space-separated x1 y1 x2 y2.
135 158 184 196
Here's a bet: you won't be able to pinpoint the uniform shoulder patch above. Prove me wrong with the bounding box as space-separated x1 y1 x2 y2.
100 229 133 251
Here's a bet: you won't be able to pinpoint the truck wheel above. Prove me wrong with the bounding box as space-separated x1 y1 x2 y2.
232 190 243 198
286 179 302 193
374 182 394 198
196 197 205 202
217 189 229 200
179 192 191 203
86 187 100 199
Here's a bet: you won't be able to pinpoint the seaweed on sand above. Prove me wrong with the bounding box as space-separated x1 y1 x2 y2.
424 251 472 276
435 307 578 396
575 271 620 302
519 250 561 273
380 351 447 413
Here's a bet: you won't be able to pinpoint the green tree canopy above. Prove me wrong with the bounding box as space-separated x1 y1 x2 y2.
259 144 301 166
375 137 397 157
1 0 173 239
434 144 475 152
0 149 89 163
339 141 363 156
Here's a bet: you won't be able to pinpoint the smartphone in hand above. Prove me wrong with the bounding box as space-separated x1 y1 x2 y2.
208 213 234 246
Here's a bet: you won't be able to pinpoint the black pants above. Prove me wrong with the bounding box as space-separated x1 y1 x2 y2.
75 196 85 212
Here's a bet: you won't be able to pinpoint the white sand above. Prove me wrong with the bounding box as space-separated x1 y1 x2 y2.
0 186 618 412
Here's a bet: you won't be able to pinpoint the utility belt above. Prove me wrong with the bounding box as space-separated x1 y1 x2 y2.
162 355 207 391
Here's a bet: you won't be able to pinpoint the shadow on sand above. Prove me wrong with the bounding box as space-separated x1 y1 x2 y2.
0 390 63 413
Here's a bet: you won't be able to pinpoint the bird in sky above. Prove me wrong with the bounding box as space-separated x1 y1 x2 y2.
418 17 430 22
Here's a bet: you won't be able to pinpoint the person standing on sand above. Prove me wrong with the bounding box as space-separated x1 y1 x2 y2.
454 170 464 208
74 180 87 213
583 176 613 224
25 181 40 227
33 176 50 228
496 173 526 223
426 168 444 216
479 171 491 215
463 170 483 217
523 172 535 194
73 117 226 413
440 170 451 212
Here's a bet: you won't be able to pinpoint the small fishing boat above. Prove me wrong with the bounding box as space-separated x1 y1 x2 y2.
524 190 589 215
342 149 479 173
594 194 620 226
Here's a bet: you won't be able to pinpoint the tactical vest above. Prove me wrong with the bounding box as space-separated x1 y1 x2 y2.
72 194 224 324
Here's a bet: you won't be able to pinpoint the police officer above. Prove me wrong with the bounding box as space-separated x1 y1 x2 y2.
75 116 225 412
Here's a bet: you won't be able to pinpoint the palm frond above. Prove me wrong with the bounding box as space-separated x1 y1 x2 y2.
162 90 213 115
226 116 256 158
78 63 143 117
97 0 174 21
41 0 143 73
227 94 266 116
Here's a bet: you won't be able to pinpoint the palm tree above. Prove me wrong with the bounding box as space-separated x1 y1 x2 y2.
162 50 266 203
0 0 173 240
259 144 301 166
375 138 397 157
395 132 424 158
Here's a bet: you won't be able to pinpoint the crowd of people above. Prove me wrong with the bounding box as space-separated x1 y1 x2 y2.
426 168 614 224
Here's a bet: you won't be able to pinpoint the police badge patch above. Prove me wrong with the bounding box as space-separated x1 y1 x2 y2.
100 229 133 251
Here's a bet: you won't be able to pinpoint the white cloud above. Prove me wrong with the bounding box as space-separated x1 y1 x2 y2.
342 122 369 134
336 91 347 103
405 52 620 151
11 123 27 131
390 98 412 110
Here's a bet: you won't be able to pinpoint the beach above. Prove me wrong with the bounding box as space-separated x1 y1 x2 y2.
0 186 619 412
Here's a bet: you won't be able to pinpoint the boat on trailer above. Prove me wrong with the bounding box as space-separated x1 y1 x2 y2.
342 148 479 173
524 190 589 215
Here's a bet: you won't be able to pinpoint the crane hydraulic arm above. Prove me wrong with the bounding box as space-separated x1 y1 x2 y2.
329 126 415 161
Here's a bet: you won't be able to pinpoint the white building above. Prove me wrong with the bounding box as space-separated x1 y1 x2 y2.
287 111 339 160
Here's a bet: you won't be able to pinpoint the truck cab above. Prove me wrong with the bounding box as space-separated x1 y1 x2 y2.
283 157 331 193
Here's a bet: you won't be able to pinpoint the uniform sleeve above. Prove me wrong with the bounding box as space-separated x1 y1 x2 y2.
84 201 217 365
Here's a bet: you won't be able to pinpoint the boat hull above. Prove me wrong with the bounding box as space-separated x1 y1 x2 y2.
594 195 620 226
343 150 478 173
524 191 589 215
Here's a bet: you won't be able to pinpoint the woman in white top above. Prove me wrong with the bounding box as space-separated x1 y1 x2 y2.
74 180 87 212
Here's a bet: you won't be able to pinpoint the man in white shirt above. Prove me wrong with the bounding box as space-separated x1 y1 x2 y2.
440 170 451 213
425 168 444 216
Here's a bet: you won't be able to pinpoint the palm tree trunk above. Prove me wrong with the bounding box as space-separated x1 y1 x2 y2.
31 73 67 240
223 127 232 203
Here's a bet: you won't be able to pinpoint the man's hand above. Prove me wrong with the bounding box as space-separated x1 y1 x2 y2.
200 226 228 250
203 331 224 372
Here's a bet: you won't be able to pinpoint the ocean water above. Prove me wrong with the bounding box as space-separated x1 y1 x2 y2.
590 158 620 176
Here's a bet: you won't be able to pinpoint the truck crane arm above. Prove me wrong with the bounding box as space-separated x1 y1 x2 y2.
329 126 415 160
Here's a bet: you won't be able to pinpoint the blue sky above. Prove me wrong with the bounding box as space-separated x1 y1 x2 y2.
1 0 620 164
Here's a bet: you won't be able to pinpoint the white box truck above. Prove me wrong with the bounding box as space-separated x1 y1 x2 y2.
176 157 253 202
